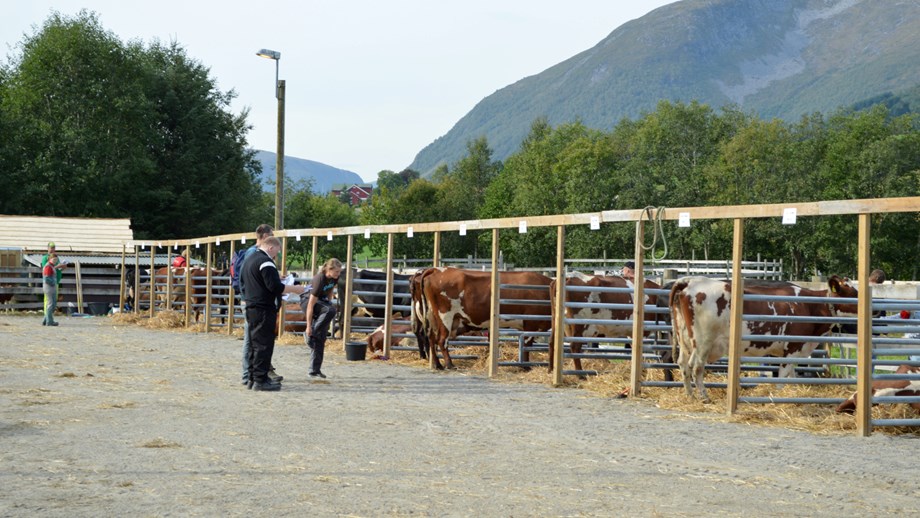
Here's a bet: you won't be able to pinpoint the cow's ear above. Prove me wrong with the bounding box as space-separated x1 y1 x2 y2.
828 276 840 293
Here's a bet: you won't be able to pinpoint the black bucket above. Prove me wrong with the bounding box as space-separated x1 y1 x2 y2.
88 302 110 316
345 341 367 361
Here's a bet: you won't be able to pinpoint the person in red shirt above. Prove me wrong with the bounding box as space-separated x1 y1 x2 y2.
172 250 188 268
42 253 65 326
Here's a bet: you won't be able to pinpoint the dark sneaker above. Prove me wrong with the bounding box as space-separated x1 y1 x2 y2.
309 372 327 379
251 381 281 391
48 322 59 326
241 379 249 386
268 369 283 382
249 377 281 390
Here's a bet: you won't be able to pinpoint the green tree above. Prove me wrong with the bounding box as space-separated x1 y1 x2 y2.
0 11 261 238
374 170 401 193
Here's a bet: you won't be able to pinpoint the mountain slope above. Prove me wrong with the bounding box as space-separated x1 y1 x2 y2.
254 150 364 193
409 0 920 174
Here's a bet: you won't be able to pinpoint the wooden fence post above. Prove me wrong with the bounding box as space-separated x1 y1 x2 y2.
629 218 646 396
727 218 745 415
856 214 872 436
488 228 500 378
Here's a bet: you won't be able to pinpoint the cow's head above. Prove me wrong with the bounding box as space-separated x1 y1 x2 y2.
827 275 859 315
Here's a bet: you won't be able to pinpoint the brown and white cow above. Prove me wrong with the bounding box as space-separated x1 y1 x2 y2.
366 322 416 355
411 268 552 370
836 364 920 415
548 271 660 373
669 275 859 402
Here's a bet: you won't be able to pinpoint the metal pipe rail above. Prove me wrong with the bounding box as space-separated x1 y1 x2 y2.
351 302 412 312
742 293 858 304
740 397 848 404
499 284 550 291
501 299 551 305
873 419 920 427
499 314 552 321
873 373 920 381
565 302 661 311
741 334 855 344
743 314 857 324
734 377 851 385
564 285 640 294
353 278 410 286
566 336 661 344
739 356 856 366
351 290 411 299
872 358 920 366
565 318 658 326
873 396 920 403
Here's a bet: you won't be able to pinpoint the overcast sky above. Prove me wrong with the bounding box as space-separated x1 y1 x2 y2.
3 1 675 182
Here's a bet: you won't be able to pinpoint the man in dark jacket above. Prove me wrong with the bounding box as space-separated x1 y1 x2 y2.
241 236 305 391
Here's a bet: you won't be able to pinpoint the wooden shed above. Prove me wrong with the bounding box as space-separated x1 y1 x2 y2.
0 215 134 313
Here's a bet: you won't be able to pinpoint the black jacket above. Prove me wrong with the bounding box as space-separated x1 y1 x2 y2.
240 249 284 310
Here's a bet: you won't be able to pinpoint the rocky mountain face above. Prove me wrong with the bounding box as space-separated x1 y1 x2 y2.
409 0 920 175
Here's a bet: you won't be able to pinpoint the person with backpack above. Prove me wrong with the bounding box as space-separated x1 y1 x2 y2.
234 224 284 386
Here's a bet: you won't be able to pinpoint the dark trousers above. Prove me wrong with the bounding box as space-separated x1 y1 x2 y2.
246 306 277 383
308 299 337 374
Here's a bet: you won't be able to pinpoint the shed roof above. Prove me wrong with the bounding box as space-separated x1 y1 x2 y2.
0 215 134 254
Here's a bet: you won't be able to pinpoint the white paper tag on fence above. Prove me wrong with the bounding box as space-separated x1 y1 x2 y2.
241 236 246 244
295 232 301 242
326 231 333 241
141 243 146 250
157 242 162 248
407 227 414 238
459 223 467 236
782 207 797 225
195 241 200 249
679 212 691 228
174 243 178 250
590 216 600 230
216 238 220 246
518 221 527 234
364 228 371 239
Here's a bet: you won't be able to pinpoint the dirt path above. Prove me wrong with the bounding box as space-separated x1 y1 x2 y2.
1 314 917 517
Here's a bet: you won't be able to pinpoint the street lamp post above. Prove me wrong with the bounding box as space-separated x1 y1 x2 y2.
256 48 285 230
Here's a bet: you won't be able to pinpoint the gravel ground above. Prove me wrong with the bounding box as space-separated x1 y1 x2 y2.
1 314 918 517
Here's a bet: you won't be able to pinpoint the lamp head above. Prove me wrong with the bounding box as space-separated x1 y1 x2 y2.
256 48 281 60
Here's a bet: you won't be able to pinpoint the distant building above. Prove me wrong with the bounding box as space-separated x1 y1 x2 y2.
330 184 373 205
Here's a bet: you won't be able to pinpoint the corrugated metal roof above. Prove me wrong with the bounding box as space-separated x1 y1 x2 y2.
0 215 133 254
